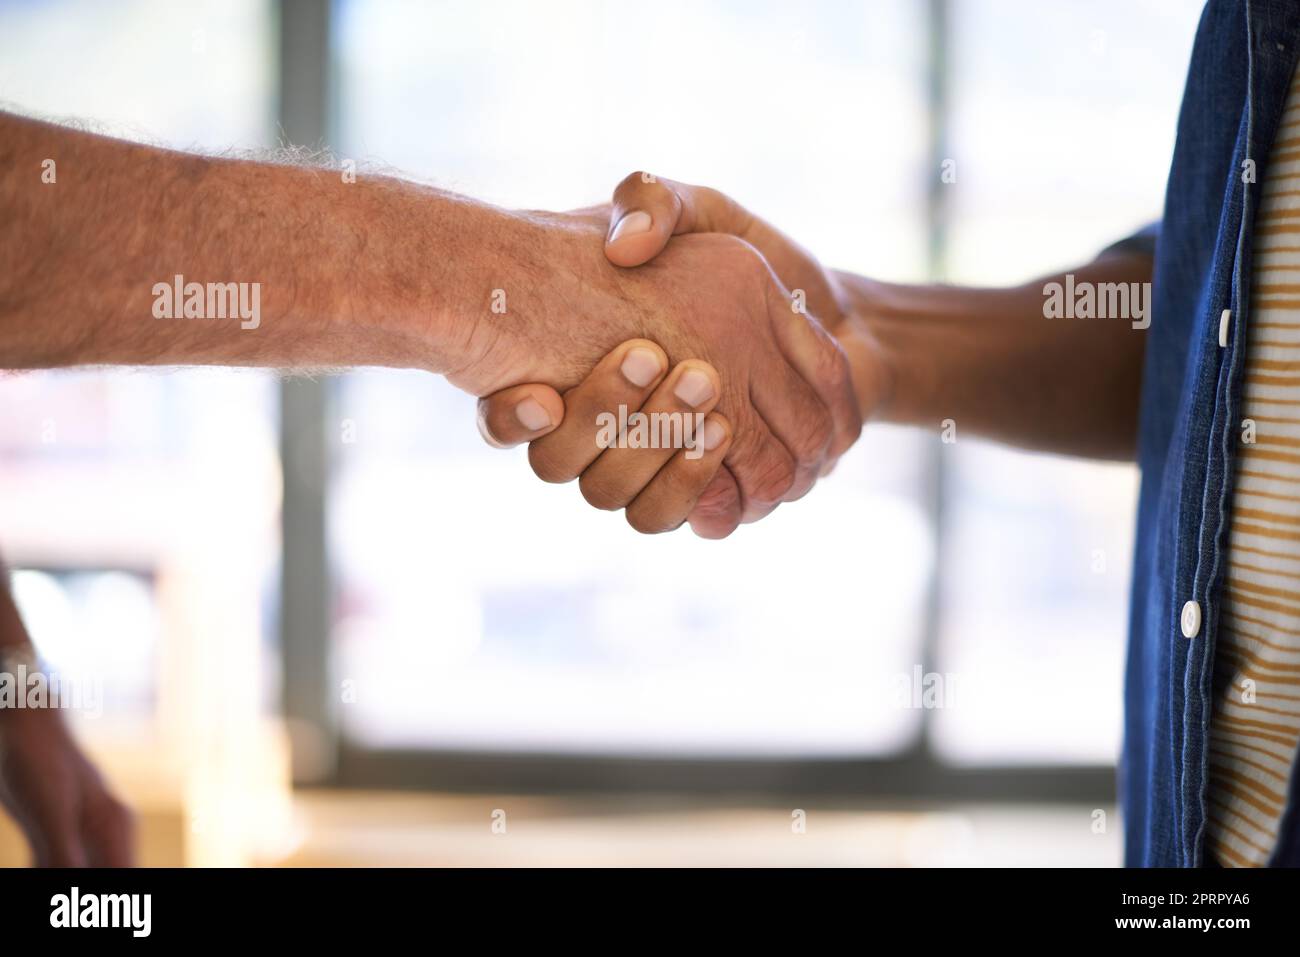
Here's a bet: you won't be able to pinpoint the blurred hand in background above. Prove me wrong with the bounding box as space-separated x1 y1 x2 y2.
0 574 134 866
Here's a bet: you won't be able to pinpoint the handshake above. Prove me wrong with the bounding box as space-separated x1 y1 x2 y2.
0 112 1153 868
462 172 893 538
3 113 910 540
9 109 1139 537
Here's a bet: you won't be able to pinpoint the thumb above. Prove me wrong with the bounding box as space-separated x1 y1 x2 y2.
477 384 564 449
604 172 753 268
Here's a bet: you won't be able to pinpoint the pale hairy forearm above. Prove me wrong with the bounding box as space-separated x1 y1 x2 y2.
0 112 532 376
842 250 1153 460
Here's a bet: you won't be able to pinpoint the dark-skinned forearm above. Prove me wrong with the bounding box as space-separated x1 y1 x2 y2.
841 250 1153 460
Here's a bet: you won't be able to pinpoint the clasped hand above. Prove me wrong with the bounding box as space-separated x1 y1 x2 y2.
473 173 885 538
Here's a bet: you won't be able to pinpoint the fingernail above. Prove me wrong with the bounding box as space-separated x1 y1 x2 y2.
674 369 715 408
620 347 662 387
608 210 652 244
702 418 727 451
515 397 552 431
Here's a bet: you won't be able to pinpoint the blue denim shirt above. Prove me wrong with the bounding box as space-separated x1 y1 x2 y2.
1126 0 1300 866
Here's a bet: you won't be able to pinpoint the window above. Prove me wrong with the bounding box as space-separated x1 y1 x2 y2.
0 0 1209 795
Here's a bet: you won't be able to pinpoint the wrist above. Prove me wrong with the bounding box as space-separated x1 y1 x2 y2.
316 171 551 385
831 271 922 425
438 207 629 396
340 176 508 380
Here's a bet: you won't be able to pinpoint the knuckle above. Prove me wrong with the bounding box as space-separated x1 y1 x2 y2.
696 186 750 235
578 470 629 511
829 406 861 457
810 336 861 436
791 410 834 464
695 184 730 211
650 462 695 507
616 170 656 199
755 460 796 505
626 504 675 535
618 169 644 190
832 349 857 402
528 441 578 484
827 430 854 461
735 443 796 505
806 321 845 379
819 332 849 380
693 473 740 518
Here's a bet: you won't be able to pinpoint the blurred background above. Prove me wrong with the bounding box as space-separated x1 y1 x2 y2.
0 0 1199 865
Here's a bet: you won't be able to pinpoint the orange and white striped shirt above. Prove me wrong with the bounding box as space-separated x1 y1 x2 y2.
1205 75 1300 867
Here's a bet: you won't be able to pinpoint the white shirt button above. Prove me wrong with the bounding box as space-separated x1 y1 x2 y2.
1181 600 1202 639
1219 309 1231 348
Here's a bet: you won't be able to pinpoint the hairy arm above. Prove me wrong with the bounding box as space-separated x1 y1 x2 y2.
0 116 860 524
0 111 521 376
